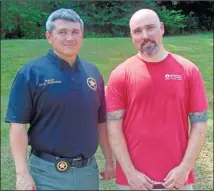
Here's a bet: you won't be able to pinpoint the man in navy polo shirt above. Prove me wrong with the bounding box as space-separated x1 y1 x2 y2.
5 8 115 190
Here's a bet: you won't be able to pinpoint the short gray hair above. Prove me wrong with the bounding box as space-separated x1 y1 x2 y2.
46 8 84 33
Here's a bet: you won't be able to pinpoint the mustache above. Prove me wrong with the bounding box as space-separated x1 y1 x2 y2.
141 39 155 46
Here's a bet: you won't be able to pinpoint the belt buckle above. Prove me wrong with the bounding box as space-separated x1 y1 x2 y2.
55 158 70 172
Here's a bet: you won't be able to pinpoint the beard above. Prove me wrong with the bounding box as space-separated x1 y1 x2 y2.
140 40 158 56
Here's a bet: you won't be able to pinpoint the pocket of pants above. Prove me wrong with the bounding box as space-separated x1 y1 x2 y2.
90 156 99 170
82 156 99 174
29 154 55 173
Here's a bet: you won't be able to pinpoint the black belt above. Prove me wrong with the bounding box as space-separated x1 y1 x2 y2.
31 148 92 171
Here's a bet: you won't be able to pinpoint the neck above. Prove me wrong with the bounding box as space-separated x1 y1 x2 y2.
139 48 168 63
54 50 77 66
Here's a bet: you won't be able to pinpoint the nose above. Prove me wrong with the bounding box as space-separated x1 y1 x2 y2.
65 33 75 40
142 30 149 39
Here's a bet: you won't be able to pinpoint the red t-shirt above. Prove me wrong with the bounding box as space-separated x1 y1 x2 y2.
106 53 209 186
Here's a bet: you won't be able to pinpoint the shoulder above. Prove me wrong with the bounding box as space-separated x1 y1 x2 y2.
169 53 200 71
169 52 203 79
16 56 48 80
18 56 48 74
79 57 104 83
110 55 137 79
79 57 101 76
80 57 98 71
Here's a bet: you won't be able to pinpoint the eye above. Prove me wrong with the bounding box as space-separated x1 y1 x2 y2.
147 26 153 31
73 31 80 34
59 31 66 34
133 29 142 34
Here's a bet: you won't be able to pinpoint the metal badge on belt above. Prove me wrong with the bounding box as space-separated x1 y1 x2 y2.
55 158 70 172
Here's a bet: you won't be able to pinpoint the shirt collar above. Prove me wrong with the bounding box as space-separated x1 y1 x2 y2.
46 49 81 71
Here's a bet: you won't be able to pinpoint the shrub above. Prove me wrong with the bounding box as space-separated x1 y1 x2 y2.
159 6 188 35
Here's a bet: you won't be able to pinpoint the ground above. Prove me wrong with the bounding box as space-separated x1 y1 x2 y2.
1 33 213 190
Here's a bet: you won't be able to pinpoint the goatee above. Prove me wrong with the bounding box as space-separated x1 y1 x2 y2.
140 41 158 56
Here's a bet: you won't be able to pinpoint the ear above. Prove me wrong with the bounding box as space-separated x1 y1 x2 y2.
81 31 84 40
45 31 52 44
160 22 165 35
130 31 134 42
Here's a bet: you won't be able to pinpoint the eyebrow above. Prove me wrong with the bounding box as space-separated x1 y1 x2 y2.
58 28 67 31
58 28 81 32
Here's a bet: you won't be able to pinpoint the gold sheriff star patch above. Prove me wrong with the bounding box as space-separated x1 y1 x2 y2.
87 77 97 91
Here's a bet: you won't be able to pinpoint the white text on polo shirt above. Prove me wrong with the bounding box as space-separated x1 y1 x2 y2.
165 74 182 80
39 79 62 86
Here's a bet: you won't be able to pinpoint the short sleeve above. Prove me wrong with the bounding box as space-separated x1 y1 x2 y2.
106 67 127 112
188 67 209 113
5 70 34 123
98 76 107 123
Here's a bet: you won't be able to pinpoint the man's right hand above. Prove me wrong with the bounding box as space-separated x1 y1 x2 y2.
16 171 36 190
126 169 154 190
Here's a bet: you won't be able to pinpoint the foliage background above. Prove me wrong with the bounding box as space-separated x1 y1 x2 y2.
1 0 214 39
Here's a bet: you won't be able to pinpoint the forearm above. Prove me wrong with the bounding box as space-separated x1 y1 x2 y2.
98 122 114 164
180 122 207 172
107 120 135 175
9 123 29 173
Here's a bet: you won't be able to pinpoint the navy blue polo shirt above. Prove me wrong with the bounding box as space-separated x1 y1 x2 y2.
5 49 106 158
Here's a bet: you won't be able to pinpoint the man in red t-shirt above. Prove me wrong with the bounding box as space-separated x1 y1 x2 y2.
106 9 209 190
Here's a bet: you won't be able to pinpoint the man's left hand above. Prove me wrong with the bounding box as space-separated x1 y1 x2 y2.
99 162 116 180
162 165 189 190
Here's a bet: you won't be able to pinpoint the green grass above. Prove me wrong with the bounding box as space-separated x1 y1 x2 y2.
1 33 213 190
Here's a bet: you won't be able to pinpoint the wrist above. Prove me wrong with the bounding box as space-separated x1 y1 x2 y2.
105 157 114 165
16 169 29 176
124 165 136 177
179 162 192 173
15 163 28 174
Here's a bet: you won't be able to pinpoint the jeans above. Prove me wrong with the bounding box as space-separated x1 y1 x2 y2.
28 154 99 190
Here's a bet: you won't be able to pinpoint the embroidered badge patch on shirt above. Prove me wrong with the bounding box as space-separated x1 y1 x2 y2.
87 77 97 91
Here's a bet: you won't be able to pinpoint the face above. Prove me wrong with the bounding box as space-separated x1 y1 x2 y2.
130 13 164 57
46 19 83 58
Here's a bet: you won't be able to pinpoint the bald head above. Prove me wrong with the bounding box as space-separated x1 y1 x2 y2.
129 9 165 59
129 9 161 30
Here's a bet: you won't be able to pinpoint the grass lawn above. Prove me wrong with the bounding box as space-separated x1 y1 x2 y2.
1 33 213 190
